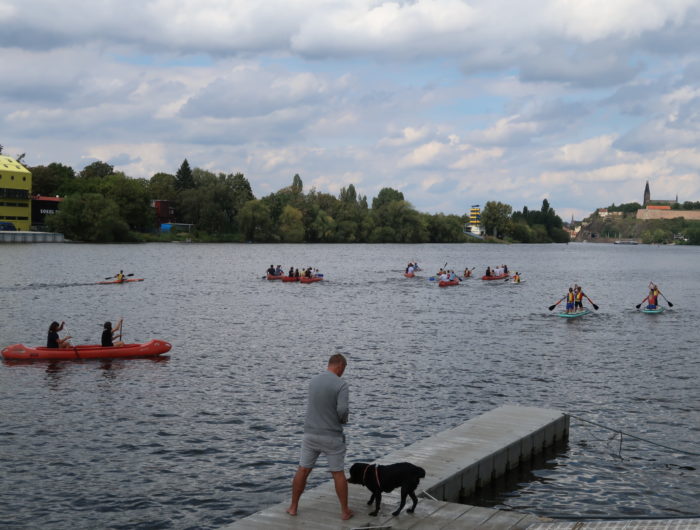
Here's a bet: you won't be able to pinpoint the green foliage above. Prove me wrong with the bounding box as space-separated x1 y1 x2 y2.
509 199 568 242
29 163 76 196
372 188 404 210
149 172 177 200
239 199 274 242
482 201 512 238
426 213 466 242
79 161 114 180
175 159 195 190
641 228 672 244
279 205 305 242
48 193 131 242
683 225 700 244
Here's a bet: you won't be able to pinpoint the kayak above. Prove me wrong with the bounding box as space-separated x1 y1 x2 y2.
482 274 509 281
404 272 415 278
300 277 323 283
556 309 591 318
438 280 460 287
97 278 145 284
282 276 300 282
1 339 172 361
642 306 665 314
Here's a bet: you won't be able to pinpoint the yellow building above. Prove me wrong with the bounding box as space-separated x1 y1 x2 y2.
0 155 32 230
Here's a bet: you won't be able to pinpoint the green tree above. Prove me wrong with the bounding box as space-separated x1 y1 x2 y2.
48 193 130 242
481 201 512 238
29 162 76 196
79 161 114 179
291 173 303 194
279 205 305 242
102 173 154 231
149 172 177 200
239 199 274 242
175 159 195 190
372 187 404 210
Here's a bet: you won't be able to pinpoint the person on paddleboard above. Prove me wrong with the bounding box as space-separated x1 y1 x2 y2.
512 272 521 283
641 286 658 309
102 320 124 347
47 321 72 349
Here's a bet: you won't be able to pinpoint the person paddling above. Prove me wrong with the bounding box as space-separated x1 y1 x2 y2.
102 319 124 347
47 321 72 349
116 270 125 282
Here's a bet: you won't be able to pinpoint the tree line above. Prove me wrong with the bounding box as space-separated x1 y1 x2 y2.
29 159 568 243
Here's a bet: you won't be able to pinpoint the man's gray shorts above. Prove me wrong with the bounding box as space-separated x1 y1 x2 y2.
299 432 346 472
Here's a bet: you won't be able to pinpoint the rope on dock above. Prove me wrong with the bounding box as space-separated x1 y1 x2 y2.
569 414 700 456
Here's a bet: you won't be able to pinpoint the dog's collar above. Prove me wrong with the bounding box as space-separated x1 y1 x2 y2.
362 464 381 489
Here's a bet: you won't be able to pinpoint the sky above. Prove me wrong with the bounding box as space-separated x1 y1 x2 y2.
2 0 700 221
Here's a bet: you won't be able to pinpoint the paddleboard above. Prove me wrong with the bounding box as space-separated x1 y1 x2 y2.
641 306 665 314
556 309 591 318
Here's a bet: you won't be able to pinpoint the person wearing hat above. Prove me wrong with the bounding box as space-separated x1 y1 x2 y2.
102 319 124 347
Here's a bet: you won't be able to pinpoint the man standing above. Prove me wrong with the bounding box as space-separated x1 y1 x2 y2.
287 353 353 521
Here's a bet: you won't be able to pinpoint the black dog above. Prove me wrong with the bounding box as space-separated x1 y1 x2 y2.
348 462 426 516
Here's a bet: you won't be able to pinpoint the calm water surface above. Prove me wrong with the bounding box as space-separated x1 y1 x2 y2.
1 242 698 529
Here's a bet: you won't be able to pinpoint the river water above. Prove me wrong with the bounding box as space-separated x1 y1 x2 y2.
0 242 698 529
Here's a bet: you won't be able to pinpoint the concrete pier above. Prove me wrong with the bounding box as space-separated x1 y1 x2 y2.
0 231 65 243
225 405 569 529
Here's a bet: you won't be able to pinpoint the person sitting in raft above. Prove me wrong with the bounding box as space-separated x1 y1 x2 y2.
102 320 124 347
313 268 321 278
47 321 72 348
406 262 415 274
294 268 301 278
485 266 492 277
275 265 284 276
288 266 295 277
503 264 509 274
267 265 276 276
565 287 575 314
304 267 313 278
449 270 459 281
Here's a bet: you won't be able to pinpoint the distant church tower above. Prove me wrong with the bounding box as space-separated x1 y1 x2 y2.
643 181 650 206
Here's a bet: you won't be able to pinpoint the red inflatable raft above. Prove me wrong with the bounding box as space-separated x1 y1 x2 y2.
438 279 460 287
266 274 284 280
300 277 323 283
282 276 300 282
1 339 172 361
404 272 415 278
481 273 509 281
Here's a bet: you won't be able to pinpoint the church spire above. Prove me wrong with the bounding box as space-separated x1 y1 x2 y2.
643 181 650 206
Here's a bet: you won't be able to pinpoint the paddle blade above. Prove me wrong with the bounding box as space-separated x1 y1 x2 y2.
592 303 599 310
126 273 134 277
667 301 673 307
635 304 641 309
548 304 556 311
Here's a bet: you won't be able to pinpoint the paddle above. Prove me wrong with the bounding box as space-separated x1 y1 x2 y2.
118 318 124 342
548 297 565 311
658 291 674 307
104 273 134 280
635 296 649 310
584 294 599 311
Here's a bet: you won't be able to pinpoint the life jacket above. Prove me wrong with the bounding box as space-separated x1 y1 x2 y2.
567 292 575 303
575 291 584 302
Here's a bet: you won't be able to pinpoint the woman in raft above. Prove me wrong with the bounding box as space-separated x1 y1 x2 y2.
102 319 125 347
47 321 72 348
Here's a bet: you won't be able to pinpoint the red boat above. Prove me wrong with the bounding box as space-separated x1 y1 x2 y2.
282 276 300 282
266 274 284 280
2 339 172 361
481 273 509 281
404 272 415 278
438 279 460 287
97 278 145 284
300 276 323 283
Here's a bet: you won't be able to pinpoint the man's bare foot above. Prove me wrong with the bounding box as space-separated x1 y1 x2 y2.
341 510 354 520
286 507 297 516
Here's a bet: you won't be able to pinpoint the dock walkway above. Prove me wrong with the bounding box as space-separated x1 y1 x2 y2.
225 405 568 529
